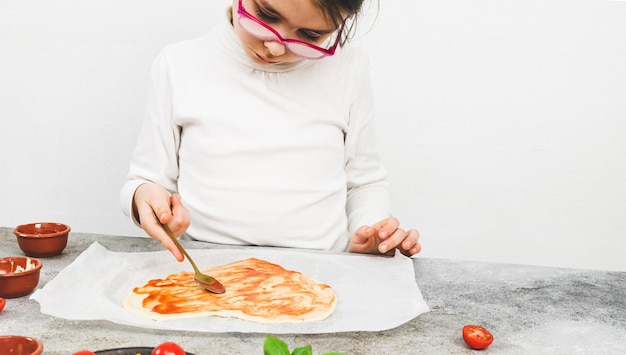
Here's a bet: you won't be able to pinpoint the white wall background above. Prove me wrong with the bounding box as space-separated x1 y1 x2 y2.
1 0 625 271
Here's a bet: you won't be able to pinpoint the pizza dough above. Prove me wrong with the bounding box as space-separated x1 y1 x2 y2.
123 258 337 324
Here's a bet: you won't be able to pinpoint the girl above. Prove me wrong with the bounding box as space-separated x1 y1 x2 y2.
121 0 421 261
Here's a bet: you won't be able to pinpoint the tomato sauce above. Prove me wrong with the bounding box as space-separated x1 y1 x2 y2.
133 258 335 320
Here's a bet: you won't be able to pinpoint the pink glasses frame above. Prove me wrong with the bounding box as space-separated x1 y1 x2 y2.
236 0 344 59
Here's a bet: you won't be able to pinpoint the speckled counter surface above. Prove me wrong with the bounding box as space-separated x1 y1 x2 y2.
1 227 625 354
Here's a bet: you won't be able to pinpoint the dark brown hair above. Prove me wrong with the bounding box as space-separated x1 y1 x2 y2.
314 0 378 45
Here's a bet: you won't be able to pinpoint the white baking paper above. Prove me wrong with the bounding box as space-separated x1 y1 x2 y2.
31 242 429 333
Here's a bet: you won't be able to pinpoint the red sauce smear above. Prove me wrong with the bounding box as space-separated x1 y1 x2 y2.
132 258 335 320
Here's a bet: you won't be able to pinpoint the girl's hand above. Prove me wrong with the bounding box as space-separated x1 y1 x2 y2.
133 183 190 261
348 217 421 256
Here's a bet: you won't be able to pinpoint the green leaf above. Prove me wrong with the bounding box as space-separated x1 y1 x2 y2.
291 345 313 355
264 335 290 355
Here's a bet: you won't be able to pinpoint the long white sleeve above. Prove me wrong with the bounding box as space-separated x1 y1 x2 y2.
120 49 180 227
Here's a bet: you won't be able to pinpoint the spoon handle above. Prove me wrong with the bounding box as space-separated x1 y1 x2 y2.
151 210 201 273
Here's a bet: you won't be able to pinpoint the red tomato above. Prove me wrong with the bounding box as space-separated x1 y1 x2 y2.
0 297 5 312
462 324 494 350
73 351 96 355
152 342 185 355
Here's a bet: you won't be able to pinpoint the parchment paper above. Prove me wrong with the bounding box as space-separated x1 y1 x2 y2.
31 242 429 333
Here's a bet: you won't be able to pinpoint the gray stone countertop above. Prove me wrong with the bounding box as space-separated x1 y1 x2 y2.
1 227 625 354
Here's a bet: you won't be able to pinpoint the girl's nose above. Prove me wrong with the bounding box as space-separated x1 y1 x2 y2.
264 40 286 57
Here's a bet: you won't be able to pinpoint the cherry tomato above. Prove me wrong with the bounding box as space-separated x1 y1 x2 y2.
73 351 96 355
0 297 5 312
462 324 494 350
152 342 185 355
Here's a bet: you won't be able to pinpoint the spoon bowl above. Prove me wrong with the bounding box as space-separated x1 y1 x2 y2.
152 211 225 294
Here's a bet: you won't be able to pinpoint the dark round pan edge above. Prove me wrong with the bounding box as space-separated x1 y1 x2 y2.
94 347 194 355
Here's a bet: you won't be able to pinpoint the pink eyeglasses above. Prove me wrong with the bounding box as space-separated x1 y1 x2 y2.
236 0 344 60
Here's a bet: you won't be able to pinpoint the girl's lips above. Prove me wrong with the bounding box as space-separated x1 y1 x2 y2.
254 52 279 64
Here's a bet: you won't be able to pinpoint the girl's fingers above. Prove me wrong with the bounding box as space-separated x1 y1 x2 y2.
376 217 400 239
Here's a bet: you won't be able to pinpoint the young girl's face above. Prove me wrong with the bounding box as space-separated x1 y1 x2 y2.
232 0 340 65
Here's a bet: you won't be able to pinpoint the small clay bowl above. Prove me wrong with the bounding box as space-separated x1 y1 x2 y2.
0 335 44 355
0 256 43 298
13 222 70 257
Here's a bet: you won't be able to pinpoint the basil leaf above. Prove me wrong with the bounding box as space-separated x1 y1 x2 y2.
291 345 313 355
264 335 290 355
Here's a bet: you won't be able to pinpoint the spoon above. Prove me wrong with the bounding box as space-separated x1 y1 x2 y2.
152 210 226 294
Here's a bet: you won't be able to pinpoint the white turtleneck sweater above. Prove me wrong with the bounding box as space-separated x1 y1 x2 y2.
120 19 391 251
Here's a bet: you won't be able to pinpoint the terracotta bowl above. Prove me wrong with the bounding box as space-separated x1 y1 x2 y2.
13 222 70 257
0 335 44 355
0 256 42 298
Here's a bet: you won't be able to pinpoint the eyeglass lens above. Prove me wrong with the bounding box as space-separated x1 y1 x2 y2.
238 16 333 59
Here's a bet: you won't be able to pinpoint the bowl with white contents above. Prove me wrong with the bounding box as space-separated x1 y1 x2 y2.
0 256 42 298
